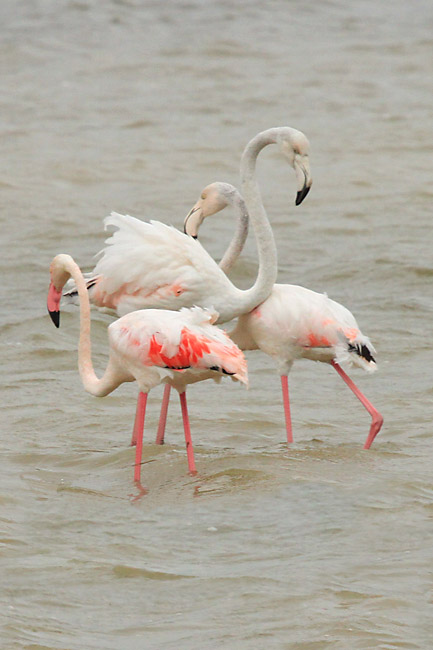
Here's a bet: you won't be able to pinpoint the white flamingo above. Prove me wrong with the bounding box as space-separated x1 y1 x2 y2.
64 127 312 445
80 127 311 321
64 181 249 444
190 189 383 449
47 254 248 483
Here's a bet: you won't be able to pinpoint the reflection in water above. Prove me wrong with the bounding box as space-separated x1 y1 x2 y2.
130 480 149 503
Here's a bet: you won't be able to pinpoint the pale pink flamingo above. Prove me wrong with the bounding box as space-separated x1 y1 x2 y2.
64 127 312 445
80 127 311 320
64 181 249 446
47 254 248 483
190 192 383 449
230 286 383 449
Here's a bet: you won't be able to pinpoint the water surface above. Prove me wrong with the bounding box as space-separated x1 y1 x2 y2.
1 1 433 648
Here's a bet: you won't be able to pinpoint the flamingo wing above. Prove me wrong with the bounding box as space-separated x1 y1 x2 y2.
91 213 235 316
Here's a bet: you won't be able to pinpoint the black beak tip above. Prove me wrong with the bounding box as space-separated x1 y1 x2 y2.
295 185 311 206
183 227 198 239
49 310 60 328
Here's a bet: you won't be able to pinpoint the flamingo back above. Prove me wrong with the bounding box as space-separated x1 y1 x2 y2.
109 307 248 386
235 284 376 373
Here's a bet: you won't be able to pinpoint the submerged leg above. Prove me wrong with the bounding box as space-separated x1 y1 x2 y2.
281 375 293 445
179 391 197 475
131 391 147 446
331 361 383 449
155 384 171 445
134 393 148 483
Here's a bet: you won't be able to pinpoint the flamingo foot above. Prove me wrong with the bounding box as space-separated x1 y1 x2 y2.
130 480 148 502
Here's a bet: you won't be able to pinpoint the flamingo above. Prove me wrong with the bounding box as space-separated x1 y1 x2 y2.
64 181 249 445
47 254 248 482
63 127 312 444
190 190 383 449
80 127 311 321
230 286 383 449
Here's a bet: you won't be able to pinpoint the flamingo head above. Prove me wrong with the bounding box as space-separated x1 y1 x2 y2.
47 254 74 328
183 182 240 238
276 128 312 205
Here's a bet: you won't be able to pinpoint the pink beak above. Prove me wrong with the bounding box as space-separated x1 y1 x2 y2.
47 283 62 328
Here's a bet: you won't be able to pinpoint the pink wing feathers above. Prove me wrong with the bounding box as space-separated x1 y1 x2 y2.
109 307 248 385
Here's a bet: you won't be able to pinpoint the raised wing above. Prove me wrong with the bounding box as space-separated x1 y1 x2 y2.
91 213 236 317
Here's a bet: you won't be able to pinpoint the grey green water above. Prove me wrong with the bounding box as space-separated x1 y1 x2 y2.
1 1 433 648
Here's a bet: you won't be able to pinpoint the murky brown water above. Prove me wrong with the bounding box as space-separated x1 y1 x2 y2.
1 1 433 648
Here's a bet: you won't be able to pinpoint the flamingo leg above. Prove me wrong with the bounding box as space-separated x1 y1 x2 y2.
133 393 148 483
131 391 147 446
179 391 197 475
155 384 171 445
331 361 383 449
280 375 293 444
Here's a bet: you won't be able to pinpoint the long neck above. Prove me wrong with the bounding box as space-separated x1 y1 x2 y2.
218 193 249 274
64 258 122 397
231 129 279 314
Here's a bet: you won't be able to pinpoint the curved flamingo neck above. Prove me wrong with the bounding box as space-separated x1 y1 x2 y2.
234 128 279 313
218 192 249 274
54 255 121 397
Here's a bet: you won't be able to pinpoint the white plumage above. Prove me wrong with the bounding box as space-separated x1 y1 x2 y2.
187 182 383 449
91 213 243 321
63 127 312 327
231 284 376 374
48 255 248 482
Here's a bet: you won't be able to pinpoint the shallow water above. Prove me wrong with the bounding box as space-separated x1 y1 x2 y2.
1 1 433 648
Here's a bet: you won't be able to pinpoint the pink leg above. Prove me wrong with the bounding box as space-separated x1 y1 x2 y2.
134 393 148 483
331 361 383 449
155 384 171 445
281 375 293 445
179 391 197 475
131 391 147 446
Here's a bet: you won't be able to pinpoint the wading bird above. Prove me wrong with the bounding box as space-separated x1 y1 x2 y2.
64 127 312 444
64 181 249 445
47 254 248 482
190 188 383 449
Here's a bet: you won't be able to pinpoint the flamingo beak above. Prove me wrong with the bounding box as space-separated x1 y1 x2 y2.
296 183 311 206
47 282 62 328
183 203 204 239
294 159 312 206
